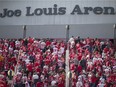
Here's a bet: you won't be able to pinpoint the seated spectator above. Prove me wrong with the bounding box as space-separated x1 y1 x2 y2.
32 72 39 87
76 78 83 87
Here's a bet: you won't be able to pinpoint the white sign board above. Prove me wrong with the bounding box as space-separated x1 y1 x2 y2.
0 0 116 25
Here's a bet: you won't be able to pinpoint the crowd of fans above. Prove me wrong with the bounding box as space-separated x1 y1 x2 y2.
0 36 115 87
69 36 116 87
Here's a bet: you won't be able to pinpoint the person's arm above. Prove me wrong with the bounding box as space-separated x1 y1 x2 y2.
97 84 99 87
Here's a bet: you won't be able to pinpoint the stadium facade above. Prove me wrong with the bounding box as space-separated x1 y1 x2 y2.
0 0 116 39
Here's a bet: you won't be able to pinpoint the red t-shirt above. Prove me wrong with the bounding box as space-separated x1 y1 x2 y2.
78 53 82 61
36 68 41 74
28 38 34 44
46 41 51 46
70 64 75 71
10 66 14 71
45 59 51 65
36 82 43 87
77 65 82 73
34 62 39 68
91 76 97 83
104 48 109 53
58 82 65 87
27 63 33 72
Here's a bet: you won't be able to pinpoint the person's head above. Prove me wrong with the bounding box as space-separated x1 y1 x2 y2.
33 72 37 75
78 78 81 82
0 84 4 87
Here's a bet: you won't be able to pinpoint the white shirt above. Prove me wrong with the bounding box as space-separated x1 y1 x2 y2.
40 74 44 81
78 75 83 82
98 58 103 62
87 61 93 67
98 83 105 87
41 41 46 49
25 81 30 87
93 57 97 64
53 47 58 55
69 37 74 43
9 46 13 52
32 74 39 80
25 59 30 64
51 80 57 86
102 52 106 58
76 81 83 87
60 47 64 54
100 77 105 83
58 51 62 57
43 65 48 71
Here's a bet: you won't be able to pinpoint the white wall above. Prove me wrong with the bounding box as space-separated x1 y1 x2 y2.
0 26 23 38
0 24 114 39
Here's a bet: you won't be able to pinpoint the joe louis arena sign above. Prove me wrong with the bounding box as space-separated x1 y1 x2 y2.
0 4 116 18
